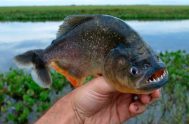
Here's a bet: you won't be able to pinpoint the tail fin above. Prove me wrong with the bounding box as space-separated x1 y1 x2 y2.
14 49 52 88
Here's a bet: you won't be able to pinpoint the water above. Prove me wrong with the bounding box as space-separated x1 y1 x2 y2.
0 20 189 72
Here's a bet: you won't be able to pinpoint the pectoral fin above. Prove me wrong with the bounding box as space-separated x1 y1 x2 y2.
50 62 81 88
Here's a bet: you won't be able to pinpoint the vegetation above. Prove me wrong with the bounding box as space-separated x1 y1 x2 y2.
0 51 188 124
128 51 189 124
0 5 189 21
0 70 71 123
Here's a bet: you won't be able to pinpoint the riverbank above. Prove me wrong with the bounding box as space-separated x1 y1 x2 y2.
0 5 189 21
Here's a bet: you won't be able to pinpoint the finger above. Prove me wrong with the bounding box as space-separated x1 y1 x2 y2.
151 89 161 99
84 77 116 94
150 89 161 102
129 101 146 115
140 94 151 104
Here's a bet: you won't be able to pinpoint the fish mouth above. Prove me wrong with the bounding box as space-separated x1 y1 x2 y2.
146 68 168 84
139 68 168 91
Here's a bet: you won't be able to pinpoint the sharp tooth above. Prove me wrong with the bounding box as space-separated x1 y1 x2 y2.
149 80 153 83
153 79 157 82
163 72 166 76
161 75 163 79
157 78 160 82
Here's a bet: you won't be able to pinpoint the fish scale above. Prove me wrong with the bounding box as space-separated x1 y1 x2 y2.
14 14 168 94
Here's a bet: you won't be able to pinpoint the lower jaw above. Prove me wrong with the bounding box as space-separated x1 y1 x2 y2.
116 87 154 94
138 76 169 92
108 75 168 94
111 83 155 94
113 80 168 95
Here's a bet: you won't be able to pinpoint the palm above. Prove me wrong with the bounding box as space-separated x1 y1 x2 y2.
72 77 159 124
83 93 133 123
36 77 160 124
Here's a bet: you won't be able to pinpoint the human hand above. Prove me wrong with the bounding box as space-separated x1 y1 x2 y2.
71 77 160 123
36 77 161 124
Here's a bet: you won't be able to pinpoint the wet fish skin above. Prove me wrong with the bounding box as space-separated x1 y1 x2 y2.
14 14 168 94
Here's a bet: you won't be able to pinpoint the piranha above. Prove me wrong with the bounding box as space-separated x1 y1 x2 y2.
14 14 168 94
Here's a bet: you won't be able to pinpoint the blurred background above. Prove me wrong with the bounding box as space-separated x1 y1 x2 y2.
0 0 189 124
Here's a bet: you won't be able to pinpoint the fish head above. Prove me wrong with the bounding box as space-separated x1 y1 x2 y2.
104 43 168 94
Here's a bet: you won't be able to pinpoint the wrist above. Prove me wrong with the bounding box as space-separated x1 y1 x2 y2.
60 96 80 124
36 92 84 124
65 94 84 124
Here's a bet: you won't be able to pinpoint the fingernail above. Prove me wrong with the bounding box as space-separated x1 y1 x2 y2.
133 103 139 111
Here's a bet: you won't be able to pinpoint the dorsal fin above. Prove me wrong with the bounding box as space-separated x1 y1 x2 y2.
56 15 94 38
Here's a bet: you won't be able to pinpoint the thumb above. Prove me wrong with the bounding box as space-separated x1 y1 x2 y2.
71 77 116 117
83 77 116 95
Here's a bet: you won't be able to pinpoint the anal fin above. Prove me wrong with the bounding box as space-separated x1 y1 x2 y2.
50 62 81 88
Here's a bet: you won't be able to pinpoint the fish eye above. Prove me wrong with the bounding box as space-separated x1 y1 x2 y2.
130 66 139 76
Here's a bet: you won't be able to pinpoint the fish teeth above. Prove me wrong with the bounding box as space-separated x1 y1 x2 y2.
153 78 157 82
147 70 168 84
157 77 161 82
163 72 165 77
161 75 163 79
163 70 167 77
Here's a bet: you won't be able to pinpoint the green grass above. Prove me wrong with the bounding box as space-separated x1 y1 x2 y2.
0 5 189 21
0 70 70 123
0 51 189 124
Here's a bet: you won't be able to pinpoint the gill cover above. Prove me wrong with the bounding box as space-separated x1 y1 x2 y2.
104 44 134 92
